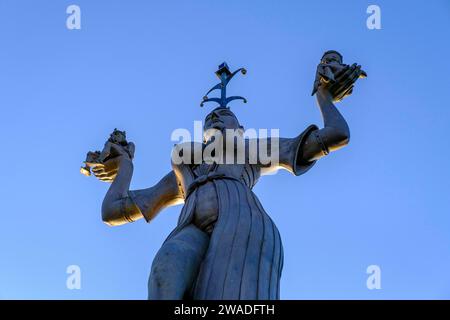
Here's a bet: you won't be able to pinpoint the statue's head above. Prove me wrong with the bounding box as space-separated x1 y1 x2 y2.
321 50 343 64
109 128 127 145
203 107 244 142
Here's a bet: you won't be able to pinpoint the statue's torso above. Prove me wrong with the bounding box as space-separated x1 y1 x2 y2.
188 161 259 235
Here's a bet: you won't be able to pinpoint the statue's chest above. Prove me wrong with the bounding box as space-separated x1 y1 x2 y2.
191 162 243 179
192 163 216 178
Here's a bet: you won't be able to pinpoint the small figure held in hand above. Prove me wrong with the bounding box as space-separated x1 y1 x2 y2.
311 50 367 101
80 128 135 182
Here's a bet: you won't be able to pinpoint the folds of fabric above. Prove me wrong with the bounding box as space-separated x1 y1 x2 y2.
191 179 283 300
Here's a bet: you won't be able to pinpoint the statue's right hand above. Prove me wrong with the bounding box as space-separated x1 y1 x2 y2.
91 142 135 183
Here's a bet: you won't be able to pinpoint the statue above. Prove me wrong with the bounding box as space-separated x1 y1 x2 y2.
82 51 366 300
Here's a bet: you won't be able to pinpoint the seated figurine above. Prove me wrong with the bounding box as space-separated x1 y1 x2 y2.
80 129 134 177
311 50 367 101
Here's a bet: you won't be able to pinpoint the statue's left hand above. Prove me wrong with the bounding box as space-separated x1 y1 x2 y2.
320 63 367 102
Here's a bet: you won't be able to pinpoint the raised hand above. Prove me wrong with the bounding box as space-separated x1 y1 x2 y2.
91 141 135 183
326 63 367 102
312 50 367 103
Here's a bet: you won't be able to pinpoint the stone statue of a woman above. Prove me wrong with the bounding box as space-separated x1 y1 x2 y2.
86 51 366 300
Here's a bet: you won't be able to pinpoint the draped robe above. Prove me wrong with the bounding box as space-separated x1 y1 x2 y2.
130 125 318 299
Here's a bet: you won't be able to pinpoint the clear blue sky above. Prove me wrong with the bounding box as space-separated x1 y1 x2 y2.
0 0 449 299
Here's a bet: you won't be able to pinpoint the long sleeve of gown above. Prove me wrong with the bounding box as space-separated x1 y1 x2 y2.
258 124 319 176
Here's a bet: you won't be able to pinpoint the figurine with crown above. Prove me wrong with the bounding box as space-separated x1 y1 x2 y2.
82 51 366 300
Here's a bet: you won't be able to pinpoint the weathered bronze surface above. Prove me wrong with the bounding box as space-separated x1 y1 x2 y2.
83 51 366 300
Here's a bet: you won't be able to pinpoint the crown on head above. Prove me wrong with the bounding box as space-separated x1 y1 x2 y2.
200 62 247 109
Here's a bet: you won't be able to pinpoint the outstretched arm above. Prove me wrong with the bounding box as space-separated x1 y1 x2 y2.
259 63 365 176
92 143 183 226
100 156 141 226
301 87 350 161
302 64 364 161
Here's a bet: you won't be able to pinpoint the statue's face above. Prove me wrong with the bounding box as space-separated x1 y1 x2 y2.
110 131 125 143
322 52 342 64
203 108 242 141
